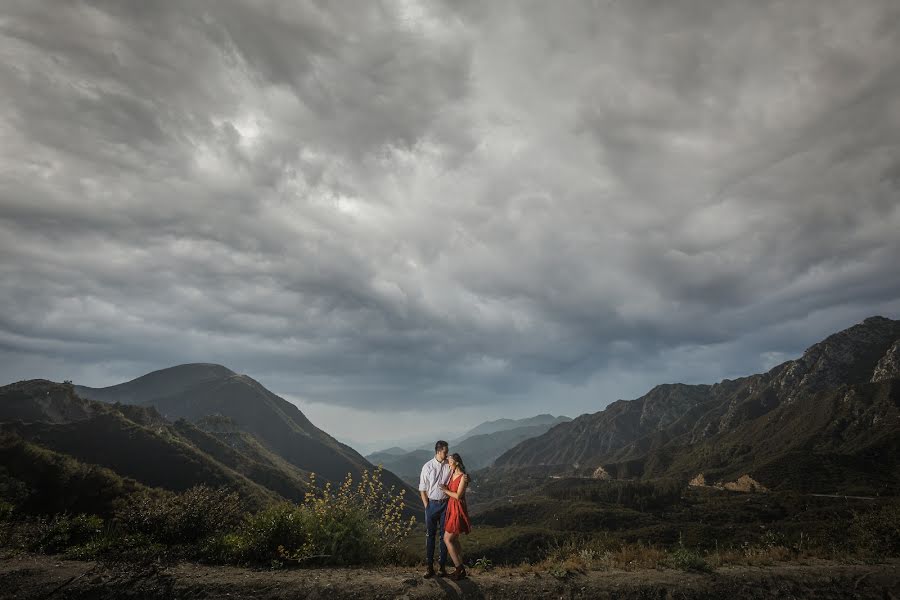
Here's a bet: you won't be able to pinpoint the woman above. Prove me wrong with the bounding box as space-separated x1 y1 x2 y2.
439 453 472 580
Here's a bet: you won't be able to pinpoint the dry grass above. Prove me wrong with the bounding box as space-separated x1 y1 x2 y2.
488 539 814 577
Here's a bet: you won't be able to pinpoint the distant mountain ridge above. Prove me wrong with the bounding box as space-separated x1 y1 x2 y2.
494 316 900 495
367 414 572 482
365 449 434 487
454 420 571 471
454 414 572 443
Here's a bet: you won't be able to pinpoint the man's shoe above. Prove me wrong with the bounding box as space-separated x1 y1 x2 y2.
423 566 435 579
436 567 449 577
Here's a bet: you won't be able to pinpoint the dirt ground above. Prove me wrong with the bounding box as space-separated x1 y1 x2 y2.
2 554 899 600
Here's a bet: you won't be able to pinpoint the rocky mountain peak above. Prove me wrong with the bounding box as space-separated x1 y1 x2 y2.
774 316 900 402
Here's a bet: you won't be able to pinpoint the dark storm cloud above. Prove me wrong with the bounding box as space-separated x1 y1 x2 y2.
2 0 900 430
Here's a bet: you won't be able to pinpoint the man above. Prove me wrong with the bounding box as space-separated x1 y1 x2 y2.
419 440 451 578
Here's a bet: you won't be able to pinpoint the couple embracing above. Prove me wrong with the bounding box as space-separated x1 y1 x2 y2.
418 440 472 580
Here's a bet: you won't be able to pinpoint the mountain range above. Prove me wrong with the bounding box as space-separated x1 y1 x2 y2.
0 364 417 514
3 315 898 518
366 414 571 484
0 379 285 513
454 414 572 443
75 364 396 488
493 316 900 495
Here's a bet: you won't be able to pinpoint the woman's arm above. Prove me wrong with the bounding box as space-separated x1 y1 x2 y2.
440 474 467 499
440 480 459 499
456 475 467 500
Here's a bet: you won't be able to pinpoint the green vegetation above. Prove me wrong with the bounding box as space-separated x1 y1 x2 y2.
212 468 416 566
116 486 245 547
19 514 104 554
2 450 899 574
3 414 282 510
666 539 712 572
0 433 143 517
0 467 416 567
415 475 900 576
546 478 683 511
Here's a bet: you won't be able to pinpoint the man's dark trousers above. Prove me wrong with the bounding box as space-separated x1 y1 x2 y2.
425 499 448 569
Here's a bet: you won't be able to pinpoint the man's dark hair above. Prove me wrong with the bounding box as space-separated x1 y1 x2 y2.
435 440 449 453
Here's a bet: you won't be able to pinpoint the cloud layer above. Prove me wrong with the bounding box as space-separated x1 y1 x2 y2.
2 0 900 441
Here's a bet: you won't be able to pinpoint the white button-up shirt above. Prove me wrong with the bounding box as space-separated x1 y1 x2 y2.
419 457 451 501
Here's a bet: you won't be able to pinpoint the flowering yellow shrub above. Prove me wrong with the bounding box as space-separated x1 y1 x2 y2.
260 466 415 565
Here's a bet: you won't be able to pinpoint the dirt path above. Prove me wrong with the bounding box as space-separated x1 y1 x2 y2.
2 554 899 599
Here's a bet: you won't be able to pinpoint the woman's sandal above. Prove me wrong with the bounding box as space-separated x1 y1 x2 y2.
449 565 467 580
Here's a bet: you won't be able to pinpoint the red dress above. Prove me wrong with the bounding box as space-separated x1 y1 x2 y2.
444 473 471 534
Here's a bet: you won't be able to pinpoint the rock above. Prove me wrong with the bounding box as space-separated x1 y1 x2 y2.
871 339 900 383
592 466 611 480
723 474 768 493
689 473 706 487
774 317 900 402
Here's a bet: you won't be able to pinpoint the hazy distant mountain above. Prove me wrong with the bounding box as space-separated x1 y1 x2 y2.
365 449 434 487
495 316 900 496
75 364 415 501
454 414 572 444
367 414 573 480
376 446 411 456
454 421 571 471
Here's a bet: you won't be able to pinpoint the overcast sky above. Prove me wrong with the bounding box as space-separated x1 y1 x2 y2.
2 1 900 451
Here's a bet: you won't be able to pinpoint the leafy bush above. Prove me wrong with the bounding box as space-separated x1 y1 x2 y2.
844 501 900 559
0 467 28 510
22 514 104 554
0 500 14 522
65 531 167 563
666 545 712 572
116 486 244 547
224 467 415 566
222 502 306 564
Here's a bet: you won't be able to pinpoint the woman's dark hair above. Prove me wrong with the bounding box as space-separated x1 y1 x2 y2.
451 453 467 475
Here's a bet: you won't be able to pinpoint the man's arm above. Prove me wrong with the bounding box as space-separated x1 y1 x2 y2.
418 463 430 508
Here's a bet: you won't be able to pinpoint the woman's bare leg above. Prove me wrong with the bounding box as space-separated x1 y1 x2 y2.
453 538 464 568
444 532 461 566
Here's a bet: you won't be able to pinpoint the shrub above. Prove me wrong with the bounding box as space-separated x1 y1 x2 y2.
202 531 256 564
539 537 586 579
65 530 167 563
546 478 684 511
226 502 307 564
117 486 244 547
666 545 712 572
0 501 14 522
221 467 415 566
547 561 575 579
23 514 103 554
845 501 900 559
